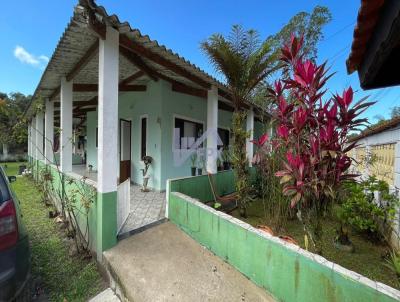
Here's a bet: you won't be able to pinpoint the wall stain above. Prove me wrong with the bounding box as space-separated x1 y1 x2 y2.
294 258 299 294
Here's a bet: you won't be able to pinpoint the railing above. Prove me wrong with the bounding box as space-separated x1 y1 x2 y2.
117 178 131 233
370 143 395 186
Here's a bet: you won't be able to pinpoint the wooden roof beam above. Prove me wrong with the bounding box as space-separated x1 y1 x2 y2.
67 40 99 82
119 46 159 82
172 82 207 99
53 99 98 108
72 83 146 92
120 35 211 89
120 71 145 85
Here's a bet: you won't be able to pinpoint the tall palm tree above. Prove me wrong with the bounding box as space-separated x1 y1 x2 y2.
201 25 279 217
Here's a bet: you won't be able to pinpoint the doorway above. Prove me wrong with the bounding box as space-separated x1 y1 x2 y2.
119 119 131 183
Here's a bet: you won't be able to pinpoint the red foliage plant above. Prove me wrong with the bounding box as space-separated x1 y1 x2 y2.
268 35 374 210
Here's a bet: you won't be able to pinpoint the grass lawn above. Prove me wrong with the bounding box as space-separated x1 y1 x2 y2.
232 199 400 290
6 162 105 301
0 161 27 176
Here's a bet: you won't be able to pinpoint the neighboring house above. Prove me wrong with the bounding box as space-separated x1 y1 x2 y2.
348 118 400 248
346 0 400 247
349 118 400 188
24 0 268 257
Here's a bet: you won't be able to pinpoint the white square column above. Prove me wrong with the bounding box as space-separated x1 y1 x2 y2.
246 108 254 166
27 123 31 160
31 117 36 160
45 99 54 164
97 26 119 193
35 112 44 160
31 121 35 160
60 77 73 172
206 85 218 174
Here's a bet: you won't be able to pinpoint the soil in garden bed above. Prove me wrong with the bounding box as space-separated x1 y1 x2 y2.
231 199 400 290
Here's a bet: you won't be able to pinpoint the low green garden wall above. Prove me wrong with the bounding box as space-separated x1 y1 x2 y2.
32 159 99 254
168 173 400 302
168 168 256 203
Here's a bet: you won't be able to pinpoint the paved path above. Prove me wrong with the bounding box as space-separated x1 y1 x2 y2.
104 222 275 302
89 288 120 302
120 185 166 234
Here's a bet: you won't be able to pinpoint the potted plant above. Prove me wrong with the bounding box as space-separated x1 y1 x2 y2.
197 156 205 175
221 148 231 170
141 155 153 192
190 153 197 176
217 156 223 172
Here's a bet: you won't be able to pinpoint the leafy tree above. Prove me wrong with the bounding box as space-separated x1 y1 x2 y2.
0 92 30 151
201 25 279 217
253 6 331 107
271 36 374 253
391 106 400 119
270 6 332 62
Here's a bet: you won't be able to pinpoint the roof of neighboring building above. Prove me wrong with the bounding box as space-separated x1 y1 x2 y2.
349 116 400 142
346 0 386 74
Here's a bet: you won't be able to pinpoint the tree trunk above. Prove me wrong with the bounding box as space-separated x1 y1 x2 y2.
232 110 250 217
2 143 8 158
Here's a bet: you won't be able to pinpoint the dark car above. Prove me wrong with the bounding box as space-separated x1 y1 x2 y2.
0 167 30 301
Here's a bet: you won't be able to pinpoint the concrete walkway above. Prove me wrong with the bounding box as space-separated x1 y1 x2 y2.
89 288 120 302
104 222 275 302
119 185 166 235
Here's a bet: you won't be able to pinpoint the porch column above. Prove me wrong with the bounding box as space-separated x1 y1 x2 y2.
30 121 35 162
97 26 119 256
246 108 254 166
60 77 73 172
27 122 30 161
27 124 30 161
206 85 218 174
35 111 44 160
45 99 54 164
31 117 36 160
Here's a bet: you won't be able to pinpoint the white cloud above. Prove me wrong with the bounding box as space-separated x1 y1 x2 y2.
14 46 49 68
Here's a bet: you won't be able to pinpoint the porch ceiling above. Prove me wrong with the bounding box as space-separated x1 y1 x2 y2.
28 0 222 116
28 0 270 121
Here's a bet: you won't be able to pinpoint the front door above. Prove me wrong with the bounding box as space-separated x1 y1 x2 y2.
119 119 131 183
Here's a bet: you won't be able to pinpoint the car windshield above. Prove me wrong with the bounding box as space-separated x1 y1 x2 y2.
0 168 11 205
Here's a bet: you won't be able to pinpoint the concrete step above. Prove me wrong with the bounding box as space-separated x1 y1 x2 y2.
103 221 274 302
89 288 120 302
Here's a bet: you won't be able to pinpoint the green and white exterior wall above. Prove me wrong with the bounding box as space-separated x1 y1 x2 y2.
85 80 265 191
25 20 267 257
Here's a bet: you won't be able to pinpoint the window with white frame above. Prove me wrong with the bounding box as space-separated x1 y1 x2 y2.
174 117 203 150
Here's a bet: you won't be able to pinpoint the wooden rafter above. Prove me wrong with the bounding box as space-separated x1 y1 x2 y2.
87 9 106 40
49 87 61 100
120 35 211 89
218 101 234 112
172 82 207 99
120 71 145 85
53 99 98 108
119 46 159 82
66 40 99 81
72 83 146 92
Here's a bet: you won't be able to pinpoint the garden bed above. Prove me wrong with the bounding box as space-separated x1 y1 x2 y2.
231 199 399 290
10 170 105 301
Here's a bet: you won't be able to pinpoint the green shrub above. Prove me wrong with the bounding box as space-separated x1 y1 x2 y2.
338 176 398 239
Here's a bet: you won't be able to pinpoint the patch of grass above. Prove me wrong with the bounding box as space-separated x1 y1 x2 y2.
232 199 400 290
12 176 105 301
1 161 27 176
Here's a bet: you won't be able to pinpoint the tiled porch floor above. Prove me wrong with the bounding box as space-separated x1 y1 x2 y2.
69 165 166 236
71 164 97 182
120 185 166 235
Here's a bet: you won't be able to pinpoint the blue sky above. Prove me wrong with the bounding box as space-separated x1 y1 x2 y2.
1 0 398 122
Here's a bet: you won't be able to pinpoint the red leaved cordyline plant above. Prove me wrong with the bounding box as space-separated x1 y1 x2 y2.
267 35 374 252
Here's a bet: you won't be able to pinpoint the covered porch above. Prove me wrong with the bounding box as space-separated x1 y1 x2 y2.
25 0 266 257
